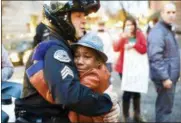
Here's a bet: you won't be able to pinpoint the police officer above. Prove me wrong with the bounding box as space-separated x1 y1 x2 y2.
15 1 120 123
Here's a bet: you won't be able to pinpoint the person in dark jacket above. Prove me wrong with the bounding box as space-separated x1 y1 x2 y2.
33 9 50 48
15 1 120 123
147 2 180 122
33 22 50 47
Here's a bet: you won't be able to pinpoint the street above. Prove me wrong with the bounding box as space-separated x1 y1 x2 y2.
111 71 181 122
5 66 181 122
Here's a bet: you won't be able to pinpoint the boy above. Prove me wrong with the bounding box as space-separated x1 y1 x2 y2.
69 32 112 122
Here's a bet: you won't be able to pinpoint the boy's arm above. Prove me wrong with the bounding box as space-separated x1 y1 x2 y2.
80 70 100 90
80 64 110 92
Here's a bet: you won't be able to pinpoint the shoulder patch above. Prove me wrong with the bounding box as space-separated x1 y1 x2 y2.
54 50 71 63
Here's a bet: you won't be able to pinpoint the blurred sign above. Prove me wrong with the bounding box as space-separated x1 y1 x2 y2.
121 49 149 93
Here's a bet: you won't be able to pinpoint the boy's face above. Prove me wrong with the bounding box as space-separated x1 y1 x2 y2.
74 46 99 71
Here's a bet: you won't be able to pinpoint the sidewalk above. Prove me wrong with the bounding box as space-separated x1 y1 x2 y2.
141 81 181 122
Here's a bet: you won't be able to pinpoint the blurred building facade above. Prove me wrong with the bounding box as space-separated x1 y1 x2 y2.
3 1 180 46
2 1 43 44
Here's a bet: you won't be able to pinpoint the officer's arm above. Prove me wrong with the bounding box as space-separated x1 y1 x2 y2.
44 45 112 116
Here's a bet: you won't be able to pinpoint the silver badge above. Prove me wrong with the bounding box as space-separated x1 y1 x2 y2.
54 50 71 63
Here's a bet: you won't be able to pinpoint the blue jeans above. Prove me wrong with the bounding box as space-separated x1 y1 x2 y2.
2 81 22 123
1 81 22 98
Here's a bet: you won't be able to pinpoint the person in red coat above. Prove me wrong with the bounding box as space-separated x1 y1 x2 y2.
113 17 147 122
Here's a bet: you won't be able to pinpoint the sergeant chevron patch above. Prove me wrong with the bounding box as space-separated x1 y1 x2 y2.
61 66 74 79
54 50 71 63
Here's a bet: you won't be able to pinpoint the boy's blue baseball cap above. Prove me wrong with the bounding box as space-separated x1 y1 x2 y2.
71 32 107 62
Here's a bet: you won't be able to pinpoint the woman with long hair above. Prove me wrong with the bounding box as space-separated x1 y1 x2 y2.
113 17 147 122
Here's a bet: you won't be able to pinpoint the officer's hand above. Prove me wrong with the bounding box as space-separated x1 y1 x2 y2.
103 103 121 122
104 85 118 105
163 79 172 89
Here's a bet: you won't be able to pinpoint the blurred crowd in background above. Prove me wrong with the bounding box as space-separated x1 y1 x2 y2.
2 1 181 67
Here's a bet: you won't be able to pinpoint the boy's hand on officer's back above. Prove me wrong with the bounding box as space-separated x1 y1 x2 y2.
103 103 121 122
